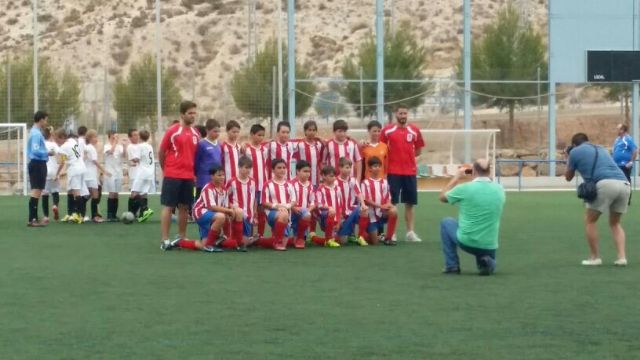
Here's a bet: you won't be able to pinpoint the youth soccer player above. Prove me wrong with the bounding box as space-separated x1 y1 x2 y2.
260 159 296 251
226 156 257 251
194 119 222 200
103 131 124 221
55 129 86 224
167 166 235 252
244 124 268 238
77 126 90 220
290 160 315 249
85 130 110 223
324 119 363 179
336 157 369 246
130 130 155 223
265 121 297 180
311 166 343 248
362 156 398 245
126 128 140 192
221 120 242 181
43 126 60 223
361 120 388 180
294 120 324 187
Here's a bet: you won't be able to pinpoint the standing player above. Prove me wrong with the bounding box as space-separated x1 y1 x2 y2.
159 101 201 250
265 121 297 180
226 156 257 251
103 131 124 221
244 124 268 239
194 119 222 200
324 119 363 179
381 104 425 242
311 166 343 248
126 128 140 199
43 126 60 222
55 129 86 224
130 130 155 222
221 120 242 181
290 160 315 249
294 120 324 187
77 126 91 221
336 157 369 246
260 159 296 251
361 120 388 180
26 111 51 227
362 156 398 245
85 130 110 223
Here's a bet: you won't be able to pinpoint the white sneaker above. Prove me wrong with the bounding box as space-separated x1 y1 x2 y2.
614 258 628 266
405 231 422 242
581 258 602 266
83 216 91 223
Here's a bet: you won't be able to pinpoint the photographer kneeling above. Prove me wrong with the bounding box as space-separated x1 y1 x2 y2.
565 133 630 266
439 159 506 276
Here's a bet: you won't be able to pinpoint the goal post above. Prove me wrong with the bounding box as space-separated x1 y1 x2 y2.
349 128 500 179
0 123 28 196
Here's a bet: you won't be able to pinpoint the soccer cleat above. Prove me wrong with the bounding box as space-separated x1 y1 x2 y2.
83 216 91 223
273 240 287 251
27 219 44 227
236 245 248 252
92 216 104 223
355 236 369 246
347 235 358 244
614 258 628 266
160 240 173 251
442 267 461 275
52 206 59 221
294 238 306 249
581 258 602 266
61 214 71 222
203 245 224 253
478 256 495 276
138 208 154 223
70 213 83 224
405 231 422 242
42 217 50 225
325 239 341 248
383 239 397 246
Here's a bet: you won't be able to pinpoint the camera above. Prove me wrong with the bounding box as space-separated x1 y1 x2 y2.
566 145 575 154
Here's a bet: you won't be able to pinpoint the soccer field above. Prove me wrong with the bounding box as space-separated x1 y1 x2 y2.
2 192 639 359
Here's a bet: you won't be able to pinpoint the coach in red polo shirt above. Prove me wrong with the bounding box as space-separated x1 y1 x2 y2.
159 100 201 250
380 104 425 242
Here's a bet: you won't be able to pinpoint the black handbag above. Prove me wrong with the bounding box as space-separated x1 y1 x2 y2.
577 145 599 202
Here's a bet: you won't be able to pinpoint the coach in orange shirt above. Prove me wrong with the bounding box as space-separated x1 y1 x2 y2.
380 104 425 242
361 120 389 180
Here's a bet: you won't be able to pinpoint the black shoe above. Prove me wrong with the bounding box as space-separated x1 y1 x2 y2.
203 245 224 253
442 268 461 275
383 239 397 246
478 256 495 276
236 245 248 252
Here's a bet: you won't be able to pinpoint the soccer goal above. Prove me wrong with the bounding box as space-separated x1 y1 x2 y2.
349 128 500 179
0 123 28 195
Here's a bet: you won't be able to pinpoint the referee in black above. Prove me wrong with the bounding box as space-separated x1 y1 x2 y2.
27 111 52 227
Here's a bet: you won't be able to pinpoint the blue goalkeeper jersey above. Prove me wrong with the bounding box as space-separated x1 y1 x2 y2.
27 126 49 161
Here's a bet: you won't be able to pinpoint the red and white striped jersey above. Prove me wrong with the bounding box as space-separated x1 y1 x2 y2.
290 178 315 210
293 140 324 186
361 177 390 221
323 139 362 177
221 141 241 181
265 140 297 180
262 179 296 209
226 177 257 221
193 182 228 219
315 183 343 217
336 176 362 215
243 143 267 192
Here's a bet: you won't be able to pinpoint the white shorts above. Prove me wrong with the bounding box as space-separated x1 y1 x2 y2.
67 174 85 191
85 179 99 190
131 178 154 195
103 177 123 193
44 179 60 194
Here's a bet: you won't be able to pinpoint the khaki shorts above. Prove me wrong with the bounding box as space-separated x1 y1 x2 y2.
586 179 631 214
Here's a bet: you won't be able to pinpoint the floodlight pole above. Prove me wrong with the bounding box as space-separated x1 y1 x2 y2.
463 0 472 163
276 0 284 123
6 59 10 123
287 0 296 136
155 0 163 138
375 0 385 123
33 0 39 113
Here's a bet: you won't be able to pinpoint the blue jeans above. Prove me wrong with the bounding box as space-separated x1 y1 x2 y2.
440 217 497 273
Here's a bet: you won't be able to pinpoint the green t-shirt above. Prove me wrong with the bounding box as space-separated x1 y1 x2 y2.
446 179 506 249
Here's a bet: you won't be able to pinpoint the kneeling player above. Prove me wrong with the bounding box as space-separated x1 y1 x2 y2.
362 156 398 245
336 157 369 246
311 166 343 248
259 159 296 251
290 160 315 249
226 156 257 251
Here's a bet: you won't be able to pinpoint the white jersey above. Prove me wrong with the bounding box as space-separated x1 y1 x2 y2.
78 136 87 160
104 143 124 180
84 144 99 181
45 140 60 179
59 138 86 177
135 142 155 181
127 143 140 180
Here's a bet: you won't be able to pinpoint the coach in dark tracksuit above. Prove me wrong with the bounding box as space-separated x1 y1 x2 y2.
26 111 51 227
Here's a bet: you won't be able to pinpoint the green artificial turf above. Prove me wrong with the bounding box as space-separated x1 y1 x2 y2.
1 192 639 359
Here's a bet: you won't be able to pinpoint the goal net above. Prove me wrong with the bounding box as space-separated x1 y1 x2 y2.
0 123 27 195
349 128 499 179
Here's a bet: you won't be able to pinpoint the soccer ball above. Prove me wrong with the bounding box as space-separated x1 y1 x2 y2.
121 212 136 224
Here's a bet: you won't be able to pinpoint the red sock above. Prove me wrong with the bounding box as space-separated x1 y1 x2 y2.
232 220 244 245
297 218 310 240
273 220 287 243
311 235 326 246
310 215 317 233
358 216 369 238
385 214 398 241
223 221 231 240
257 211 266 236
177 239 198 250
257 237 274 248
221 239 239 249
203 228 220 247
325 215 336 240
287 237 295 247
